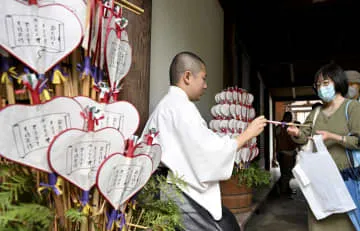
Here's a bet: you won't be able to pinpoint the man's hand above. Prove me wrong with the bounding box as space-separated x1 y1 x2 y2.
245 115 267 137
236 116 267 150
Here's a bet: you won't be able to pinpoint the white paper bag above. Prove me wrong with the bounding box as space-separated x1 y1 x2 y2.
293 135 356 220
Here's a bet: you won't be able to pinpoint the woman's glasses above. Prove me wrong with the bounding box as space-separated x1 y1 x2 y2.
314 80 330 88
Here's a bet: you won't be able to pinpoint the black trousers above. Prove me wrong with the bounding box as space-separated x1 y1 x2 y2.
167 190 240 231
217 206 241 231
278 150 296 193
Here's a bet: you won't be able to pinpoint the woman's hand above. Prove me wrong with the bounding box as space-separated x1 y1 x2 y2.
287 126 300 137
316 130 341 142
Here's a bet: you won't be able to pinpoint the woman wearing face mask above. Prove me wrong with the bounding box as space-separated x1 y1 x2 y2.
287 63 360 231
345 70 360 101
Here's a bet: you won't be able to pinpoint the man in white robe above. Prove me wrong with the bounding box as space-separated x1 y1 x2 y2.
141 51 267 230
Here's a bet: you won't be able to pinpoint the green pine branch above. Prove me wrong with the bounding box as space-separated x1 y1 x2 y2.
129 172 186 231
0 162 54 230
0 203 53 230
65 208 87 224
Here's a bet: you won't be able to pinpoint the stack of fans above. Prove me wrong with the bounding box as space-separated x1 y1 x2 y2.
209 87 259 167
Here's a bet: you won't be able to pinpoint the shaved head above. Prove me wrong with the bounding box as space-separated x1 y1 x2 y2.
169 51 205 85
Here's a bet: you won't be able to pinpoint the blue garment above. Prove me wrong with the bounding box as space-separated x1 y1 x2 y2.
344 176 360 230
343 100 360 230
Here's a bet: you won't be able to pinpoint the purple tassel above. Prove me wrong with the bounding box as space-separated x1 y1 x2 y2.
80 190 90 206
77 57 93 78
39 173 61 195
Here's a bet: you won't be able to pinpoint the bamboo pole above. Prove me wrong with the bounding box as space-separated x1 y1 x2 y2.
71 49 80 97
55 85 64 97
63 57 72 97
127 223 148 230
100 201 107 231
6 82 16 104
63 78 72 97
90 188 100 231
65 181 73 230
82 75 91 97
135 209 145 229
91 79 97 100
80 218 89 231
266 120 311 127
53 192 66 227
114 0 144 15
61 180 69 230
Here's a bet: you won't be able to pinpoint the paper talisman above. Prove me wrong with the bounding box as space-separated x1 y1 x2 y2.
133 142 161 172
74 96 139 139
0 97 84 172
96 153 153 209
37 0 86 31
48 127 125 191
105 29 132 89
0 0 83 73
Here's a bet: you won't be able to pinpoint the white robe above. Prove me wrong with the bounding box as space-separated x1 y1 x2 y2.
141 86 237 220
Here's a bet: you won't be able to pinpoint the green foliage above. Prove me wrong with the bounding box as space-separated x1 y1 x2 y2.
0 203 53 230
0 162 189 231
233 161 271 188
65 208 87 224
0 162 54 231
130 172 186 231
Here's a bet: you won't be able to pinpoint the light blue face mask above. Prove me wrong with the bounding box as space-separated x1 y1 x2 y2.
318 84 336 102
347 86 358 99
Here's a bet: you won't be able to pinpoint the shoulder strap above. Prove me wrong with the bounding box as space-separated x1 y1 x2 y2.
343 100 358 172
312 107 321 124
310 107 321 136
345 100 352 122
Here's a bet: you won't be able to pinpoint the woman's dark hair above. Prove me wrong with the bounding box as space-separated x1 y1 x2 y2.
282 111 292 122
313 63 348 96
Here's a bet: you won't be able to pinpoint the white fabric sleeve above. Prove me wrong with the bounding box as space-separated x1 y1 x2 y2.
171 107 238 183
